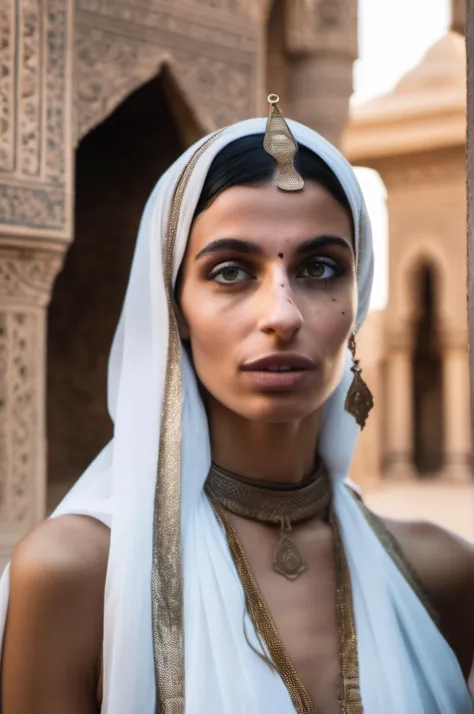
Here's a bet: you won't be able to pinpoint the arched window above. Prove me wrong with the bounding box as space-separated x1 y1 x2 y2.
411 263 444 475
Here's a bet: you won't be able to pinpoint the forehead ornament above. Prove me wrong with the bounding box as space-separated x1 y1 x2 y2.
263 94 304 192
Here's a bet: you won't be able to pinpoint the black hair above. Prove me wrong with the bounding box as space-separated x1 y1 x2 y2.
194 133 351 219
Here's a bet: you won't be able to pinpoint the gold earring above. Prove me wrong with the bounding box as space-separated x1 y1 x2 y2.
344 334 374 430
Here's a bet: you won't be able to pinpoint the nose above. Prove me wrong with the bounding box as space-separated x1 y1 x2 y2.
257 275 303 342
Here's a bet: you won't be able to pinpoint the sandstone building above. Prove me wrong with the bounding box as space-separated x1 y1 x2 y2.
346 29 471 488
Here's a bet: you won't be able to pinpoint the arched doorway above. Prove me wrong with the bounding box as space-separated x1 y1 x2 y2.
411 264 444 475
47 75 186 510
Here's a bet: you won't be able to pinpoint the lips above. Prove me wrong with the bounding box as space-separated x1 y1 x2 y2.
241 353 316 372
240 353 315 390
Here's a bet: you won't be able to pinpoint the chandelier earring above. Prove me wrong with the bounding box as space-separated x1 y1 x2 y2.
344 333 374 430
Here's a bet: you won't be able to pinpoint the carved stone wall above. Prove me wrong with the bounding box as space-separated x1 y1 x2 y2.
0 0 72 238
75 0 258 143
0 248 62 539
0 1 71 556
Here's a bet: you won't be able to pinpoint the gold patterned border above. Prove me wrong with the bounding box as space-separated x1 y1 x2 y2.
151 130 224 714
331 509 363 714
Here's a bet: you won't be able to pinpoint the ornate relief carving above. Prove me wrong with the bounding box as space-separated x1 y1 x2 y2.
0 248 62 524
0 184 66 231
3 311 38 523
44 0 67 185
1 0 70 235
76 2 255 53
75 26 168 141
75 24 255 141
173 49 253 127
19 0 41 177
0 0 15 172
0 248 63 306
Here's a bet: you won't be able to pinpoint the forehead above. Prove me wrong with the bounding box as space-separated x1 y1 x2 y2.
189 181 353 251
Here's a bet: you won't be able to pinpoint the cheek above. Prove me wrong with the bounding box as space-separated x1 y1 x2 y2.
307 288 355 351
180 291 242 369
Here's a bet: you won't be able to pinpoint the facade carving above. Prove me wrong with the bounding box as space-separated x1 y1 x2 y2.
0 2 15 172
75 3 257 141
0 248 63 307
0 248 62 536
0 0 71 237
0 184 66 231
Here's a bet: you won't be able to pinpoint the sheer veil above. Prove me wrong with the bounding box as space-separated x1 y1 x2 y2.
0 119 471 714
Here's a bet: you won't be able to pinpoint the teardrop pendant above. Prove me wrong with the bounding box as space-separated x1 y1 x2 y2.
273 528 306 581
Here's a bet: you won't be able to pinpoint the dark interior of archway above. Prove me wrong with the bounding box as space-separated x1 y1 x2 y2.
412 265 444 475
47 75 184 506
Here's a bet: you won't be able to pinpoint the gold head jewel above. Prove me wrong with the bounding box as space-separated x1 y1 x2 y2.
263 94 304 192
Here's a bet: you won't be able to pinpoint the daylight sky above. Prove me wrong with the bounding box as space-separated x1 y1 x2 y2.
353 0 451 104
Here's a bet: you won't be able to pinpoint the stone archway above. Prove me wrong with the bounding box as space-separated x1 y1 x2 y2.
46 73 187 510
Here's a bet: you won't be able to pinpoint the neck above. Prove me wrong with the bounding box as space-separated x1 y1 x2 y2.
206 397 321 485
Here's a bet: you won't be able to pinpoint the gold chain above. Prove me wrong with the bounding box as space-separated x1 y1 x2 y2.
211 500 364 714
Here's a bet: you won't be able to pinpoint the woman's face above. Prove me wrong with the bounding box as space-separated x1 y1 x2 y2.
178 179 356 423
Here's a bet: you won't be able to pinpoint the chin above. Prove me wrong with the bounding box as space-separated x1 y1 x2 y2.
235 395 324 424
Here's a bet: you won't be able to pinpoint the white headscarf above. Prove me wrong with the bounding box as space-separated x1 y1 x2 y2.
0 119 471 714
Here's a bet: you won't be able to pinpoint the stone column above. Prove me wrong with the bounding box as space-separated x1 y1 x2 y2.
0 246 63 564
0 0 73 566
385 346 416 480
285 0 358 147
442 343 471 480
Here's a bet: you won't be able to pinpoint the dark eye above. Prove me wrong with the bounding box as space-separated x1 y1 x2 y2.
300 259 338 280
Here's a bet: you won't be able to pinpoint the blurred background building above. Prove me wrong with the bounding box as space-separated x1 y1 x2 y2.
0 0 471 566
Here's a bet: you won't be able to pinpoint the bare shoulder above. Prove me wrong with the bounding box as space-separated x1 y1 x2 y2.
11 513 110 582
3 515 110 714
380 515 474 675
380 516 474 599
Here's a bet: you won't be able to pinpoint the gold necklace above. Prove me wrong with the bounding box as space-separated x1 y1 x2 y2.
205 462 332 581
208 499 363 714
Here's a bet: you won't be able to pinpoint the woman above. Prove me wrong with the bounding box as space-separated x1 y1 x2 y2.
1 100 473 714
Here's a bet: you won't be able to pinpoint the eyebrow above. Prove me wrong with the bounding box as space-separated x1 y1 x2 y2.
195 235 352 261
195 238 262 260
296 236 353 255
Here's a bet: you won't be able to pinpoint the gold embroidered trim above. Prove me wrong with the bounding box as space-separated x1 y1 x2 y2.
351 491 440 626
152 130 225 714
210 500 364 714
331 509 363 714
